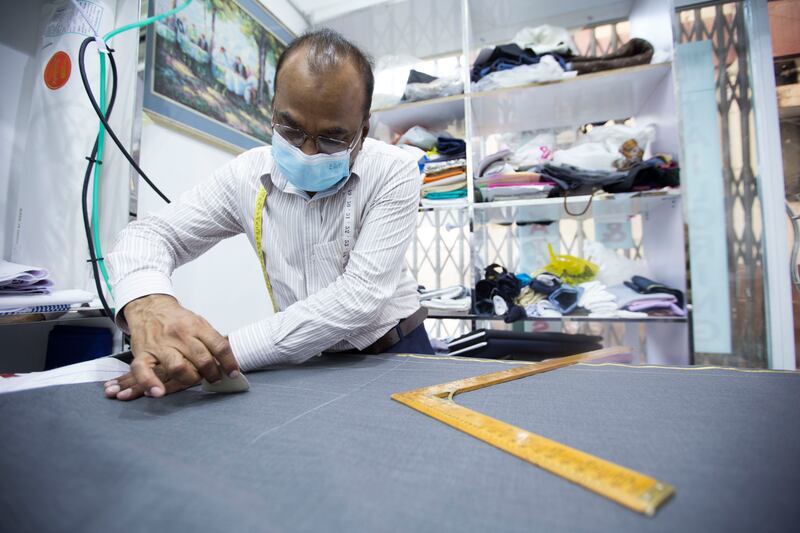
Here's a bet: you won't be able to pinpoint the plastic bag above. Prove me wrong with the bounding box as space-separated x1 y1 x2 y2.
539 244 599 285
404 76 463 102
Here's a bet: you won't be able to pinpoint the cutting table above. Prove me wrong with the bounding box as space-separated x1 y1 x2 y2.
0 352 798 532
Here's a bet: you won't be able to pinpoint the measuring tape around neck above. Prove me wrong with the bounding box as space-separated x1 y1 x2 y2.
254 182 356 313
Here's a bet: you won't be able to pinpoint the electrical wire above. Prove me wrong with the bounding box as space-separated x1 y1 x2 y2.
79 45 171 204
76 1 193 319
79 36 118 319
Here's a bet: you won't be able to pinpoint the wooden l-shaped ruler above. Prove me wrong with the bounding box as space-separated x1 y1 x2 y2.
391 347 675 516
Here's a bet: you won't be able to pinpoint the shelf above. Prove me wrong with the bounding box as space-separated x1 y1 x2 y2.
371 93 465 135
472 187 680 223
470 62 672 135
427 312 687 324
371 63 672 137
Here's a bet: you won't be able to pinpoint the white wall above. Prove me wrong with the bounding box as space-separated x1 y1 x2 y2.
0 0 44 260
134 0 307 336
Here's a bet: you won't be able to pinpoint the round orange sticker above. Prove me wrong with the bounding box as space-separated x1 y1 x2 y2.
44 51 71 90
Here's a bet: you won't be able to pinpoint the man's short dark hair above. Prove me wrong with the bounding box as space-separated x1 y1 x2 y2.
274 28 374 118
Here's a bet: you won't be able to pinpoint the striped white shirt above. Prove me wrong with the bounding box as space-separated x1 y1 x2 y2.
107 138 421 372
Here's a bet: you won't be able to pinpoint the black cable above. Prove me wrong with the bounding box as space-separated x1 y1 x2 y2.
79 36 117 320
78 37 171 204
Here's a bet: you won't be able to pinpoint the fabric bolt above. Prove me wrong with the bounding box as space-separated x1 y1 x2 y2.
421 181 468 196
420 175 467 189
424 158 467 175
475 172 542 188
422 169 466 184
447 330 602 359
1 354 799 532
568 38 655 75
106 139 422 372
423 189 468 200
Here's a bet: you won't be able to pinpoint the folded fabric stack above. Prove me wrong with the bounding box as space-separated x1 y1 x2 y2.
575 280 648 319
470 25 656 92
446 329 603 361
420 136 468 208
419 285 471 314
474 149 554 202
608 282 687 317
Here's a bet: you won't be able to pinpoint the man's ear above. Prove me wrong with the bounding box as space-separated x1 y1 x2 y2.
361 114 371 145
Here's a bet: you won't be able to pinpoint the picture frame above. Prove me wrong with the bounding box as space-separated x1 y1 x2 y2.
144 0 294 151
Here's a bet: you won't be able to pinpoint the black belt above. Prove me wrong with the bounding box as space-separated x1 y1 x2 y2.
362 307 428 354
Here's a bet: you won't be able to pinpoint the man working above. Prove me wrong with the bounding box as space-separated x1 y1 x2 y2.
103 29 431 401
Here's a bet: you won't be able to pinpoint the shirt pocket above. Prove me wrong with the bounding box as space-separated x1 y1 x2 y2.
310 240 344 294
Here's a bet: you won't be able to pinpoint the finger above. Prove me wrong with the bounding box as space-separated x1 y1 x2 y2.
197 325 240 378
130 352 167 398
161 348 202 387
183 338 222 383
115 383 146 401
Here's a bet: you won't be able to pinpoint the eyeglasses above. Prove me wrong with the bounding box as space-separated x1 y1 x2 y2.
272 122 362 155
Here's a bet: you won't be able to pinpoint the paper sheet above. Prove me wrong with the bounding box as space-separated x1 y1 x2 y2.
0 357 129 395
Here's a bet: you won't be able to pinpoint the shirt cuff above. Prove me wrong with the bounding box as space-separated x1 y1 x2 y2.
229 319 278 372
113 271 177 333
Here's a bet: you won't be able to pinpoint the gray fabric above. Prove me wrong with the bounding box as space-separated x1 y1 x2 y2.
0 353 798 533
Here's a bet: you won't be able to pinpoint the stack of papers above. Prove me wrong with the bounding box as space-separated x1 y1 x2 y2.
0 260 53 295
0 260 95 315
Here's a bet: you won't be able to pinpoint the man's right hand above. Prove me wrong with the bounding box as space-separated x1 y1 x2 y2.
105 294 240 400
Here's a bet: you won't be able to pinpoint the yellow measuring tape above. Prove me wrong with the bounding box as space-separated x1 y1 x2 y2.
391 347 675 516
254 186 279 313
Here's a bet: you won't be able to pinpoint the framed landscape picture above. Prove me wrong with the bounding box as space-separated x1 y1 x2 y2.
144 0 293 150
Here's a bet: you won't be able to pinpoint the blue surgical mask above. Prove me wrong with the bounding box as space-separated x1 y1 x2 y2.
271 128 362 192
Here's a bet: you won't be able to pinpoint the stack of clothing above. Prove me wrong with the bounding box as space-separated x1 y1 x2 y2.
471 43 574 92
420 136 468 208
612 276 686 317
446 329 604 361
470 25 656 92
418 285 471 314
536 123 680 196
474 149 553 202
